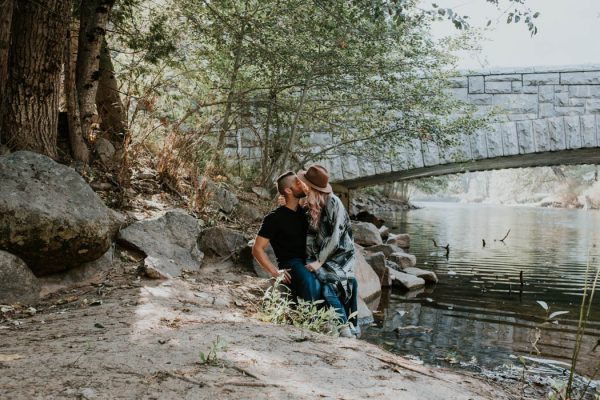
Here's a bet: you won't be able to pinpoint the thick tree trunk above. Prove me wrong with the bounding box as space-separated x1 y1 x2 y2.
96 38 126 142
0 0 13 142
0 0 70 158
76 0 114 143
65 21 89 163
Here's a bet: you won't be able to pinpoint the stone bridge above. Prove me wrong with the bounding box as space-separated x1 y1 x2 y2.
317 65 600 195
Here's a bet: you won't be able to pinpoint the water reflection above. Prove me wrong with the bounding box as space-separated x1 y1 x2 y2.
362 203 600 378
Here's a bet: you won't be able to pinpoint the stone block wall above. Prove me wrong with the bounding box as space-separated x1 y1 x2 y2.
220 65 600 184
323 65 600 183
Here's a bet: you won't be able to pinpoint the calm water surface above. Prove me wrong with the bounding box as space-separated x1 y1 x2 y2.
362 202 600 382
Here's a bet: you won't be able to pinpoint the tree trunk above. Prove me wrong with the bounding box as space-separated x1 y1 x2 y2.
96 38 126 142
210 24 246 173
278 80 309 171
76 0 114 143
0 0 70 158
65 20 89 163
0 0 13 143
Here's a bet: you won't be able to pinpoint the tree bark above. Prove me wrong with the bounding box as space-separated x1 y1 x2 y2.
0 0 13 143
76 0 114 143
96 38 126 142
65 20 89 163
0 0 70 158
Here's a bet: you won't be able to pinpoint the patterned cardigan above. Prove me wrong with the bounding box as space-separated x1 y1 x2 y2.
306 194 356 299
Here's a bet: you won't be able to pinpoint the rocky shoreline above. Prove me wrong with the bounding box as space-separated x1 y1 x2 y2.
0 151 516 399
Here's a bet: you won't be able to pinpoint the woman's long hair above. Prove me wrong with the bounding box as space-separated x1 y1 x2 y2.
305 187 330 229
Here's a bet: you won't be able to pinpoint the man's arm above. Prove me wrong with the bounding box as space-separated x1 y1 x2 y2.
252 236 291 284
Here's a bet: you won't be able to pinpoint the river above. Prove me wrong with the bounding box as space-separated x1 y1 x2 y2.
361 202 600 387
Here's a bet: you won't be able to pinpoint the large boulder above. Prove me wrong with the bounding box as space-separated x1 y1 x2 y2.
354 210 384 228
403 267 438 284
389 268 425 291
354 244 382 302
357 297 374 326
0 250 40 304
39 247 115 294
351 222 382 247
117 210 203 278
364 243 404 258
0 151 122 275
388 252 417 269
199 226 247 258
364 252 391 287
387 233 410 249
378 226 390 241
201 178 239 214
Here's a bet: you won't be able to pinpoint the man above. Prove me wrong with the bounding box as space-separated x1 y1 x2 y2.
252 171 321 302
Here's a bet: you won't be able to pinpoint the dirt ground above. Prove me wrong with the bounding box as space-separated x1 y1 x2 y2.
0 255 522 400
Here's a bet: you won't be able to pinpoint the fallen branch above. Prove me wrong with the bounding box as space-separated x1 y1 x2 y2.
366 353 445 381
216 381 279 388
431 239 450 257
497 229 511 243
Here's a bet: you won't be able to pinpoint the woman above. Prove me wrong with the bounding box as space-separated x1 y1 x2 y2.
297 164 359 338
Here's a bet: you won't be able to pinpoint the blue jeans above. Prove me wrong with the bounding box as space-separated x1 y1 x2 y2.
281 258 322 302
322 278 358 326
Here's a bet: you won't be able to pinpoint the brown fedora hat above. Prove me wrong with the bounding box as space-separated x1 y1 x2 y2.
297 164 332 193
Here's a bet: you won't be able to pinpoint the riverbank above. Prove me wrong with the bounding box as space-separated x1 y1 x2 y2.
0 255 521 399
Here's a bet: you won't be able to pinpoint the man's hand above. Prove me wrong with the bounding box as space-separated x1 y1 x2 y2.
274 269 292 284
305 260 323 272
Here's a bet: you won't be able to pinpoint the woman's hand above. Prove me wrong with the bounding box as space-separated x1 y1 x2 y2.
305 260 323 272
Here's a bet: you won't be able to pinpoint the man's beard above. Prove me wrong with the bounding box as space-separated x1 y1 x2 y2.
292 187 306 198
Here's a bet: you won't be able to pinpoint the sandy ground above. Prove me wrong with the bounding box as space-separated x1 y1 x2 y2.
0 257 520 400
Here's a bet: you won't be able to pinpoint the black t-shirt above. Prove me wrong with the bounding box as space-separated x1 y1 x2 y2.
257 206 308 264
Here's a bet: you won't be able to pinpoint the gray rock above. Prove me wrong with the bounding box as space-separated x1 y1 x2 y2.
364 252 391 287
0 250 40 304
118 210 203 278
485 74 521 82
251 186 272 200
0 151 121 275
199 226 247 258
388 252 417 269
237 203 263 222
351 222 382 247
485 81 512 94
95 138 115 164
364 243 404 257
39 246 115 290
357 297 374 326
386 233 410 249
249 241 275 279
355 244 382 302
213 184 239 214
378 225 390 241
560 71 600 85
402 267 438 284
468 76 484 94
389 268 425 291
523 73 559 86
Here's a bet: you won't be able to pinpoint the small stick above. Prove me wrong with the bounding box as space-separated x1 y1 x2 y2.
499 229 511 242
519 271 524 287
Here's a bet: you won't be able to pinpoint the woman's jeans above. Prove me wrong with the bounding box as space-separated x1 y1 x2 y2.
282 258 358 327
322 278 358 326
